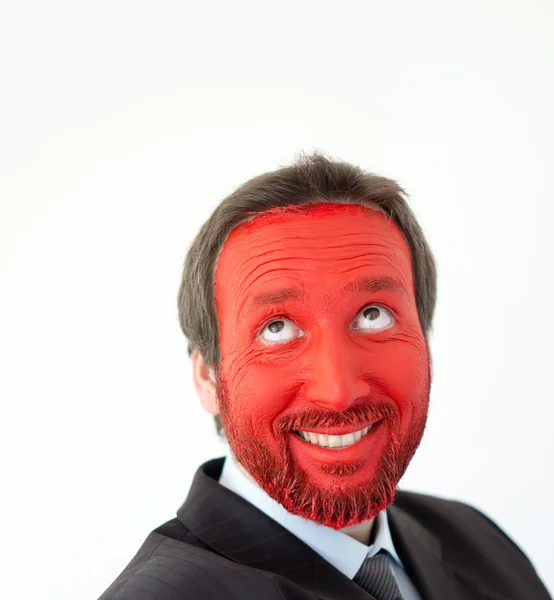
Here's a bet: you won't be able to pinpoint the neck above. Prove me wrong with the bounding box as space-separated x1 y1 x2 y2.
235 457 375 545
340 520 374 544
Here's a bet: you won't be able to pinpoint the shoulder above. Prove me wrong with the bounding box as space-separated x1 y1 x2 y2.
393 490 548 594
97 519 279 600
97 522 215 600
394 489 525 554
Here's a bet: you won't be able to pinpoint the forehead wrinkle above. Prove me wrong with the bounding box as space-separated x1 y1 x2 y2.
237 240 398 277
238 244 411 283
228 244 414 316
220 217 406 276
236 267 306 316
236 225 404 263
240 233 399 257
217 212 414 317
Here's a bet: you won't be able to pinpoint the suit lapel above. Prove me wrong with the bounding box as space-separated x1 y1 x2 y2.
179 459 477 599
388 502 463 600
177 458 373 600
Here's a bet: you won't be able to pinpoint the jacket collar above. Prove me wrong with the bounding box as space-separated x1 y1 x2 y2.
177 458 463 600
387 503 463 600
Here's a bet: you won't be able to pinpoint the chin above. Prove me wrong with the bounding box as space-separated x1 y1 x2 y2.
226 425 415 530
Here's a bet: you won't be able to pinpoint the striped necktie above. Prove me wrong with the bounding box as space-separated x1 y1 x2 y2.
353 551 403 600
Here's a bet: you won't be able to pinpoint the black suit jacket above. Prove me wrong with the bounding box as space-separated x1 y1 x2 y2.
99 458 550 600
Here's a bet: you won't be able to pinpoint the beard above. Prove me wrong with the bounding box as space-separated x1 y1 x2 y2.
215 371 429 530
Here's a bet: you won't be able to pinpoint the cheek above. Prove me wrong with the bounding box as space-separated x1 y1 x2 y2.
221 350 299 432
370 337 430 420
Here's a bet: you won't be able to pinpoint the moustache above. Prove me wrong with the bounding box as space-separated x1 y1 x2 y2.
276 401 398 434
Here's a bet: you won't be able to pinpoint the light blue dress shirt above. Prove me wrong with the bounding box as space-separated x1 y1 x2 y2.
219 451 421 600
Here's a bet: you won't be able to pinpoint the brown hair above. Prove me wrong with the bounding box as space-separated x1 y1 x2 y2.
177 153 437 435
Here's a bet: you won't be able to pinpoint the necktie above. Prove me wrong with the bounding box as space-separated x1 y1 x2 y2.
353 551 403 600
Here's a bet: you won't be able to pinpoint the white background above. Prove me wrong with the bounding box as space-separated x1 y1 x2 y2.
1 1 553 598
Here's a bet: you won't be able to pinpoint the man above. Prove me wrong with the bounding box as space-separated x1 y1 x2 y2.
99 155 550 599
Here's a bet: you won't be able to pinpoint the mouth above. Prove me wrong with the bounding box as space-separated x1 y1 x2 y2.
294 421 381 450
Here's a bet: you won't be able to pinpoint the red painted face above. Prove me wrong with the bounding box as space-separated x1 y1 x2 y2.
213 203 431 529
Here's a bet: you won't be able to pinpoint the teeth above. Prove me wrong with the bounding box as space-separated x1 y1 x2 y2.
342 432 355 445
328 435 340 448
297 424 373 449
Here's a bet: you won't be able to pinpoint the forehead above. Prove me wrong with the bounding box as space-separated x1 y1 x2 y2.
214 203 415 304
216 202 412 272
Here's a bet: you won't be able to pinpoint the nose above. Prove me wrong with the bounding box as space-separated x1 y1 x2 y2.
302 332 370 411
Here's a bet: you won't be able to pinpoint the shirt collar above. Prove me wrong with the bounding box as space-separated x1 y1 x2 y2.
218 450 404 579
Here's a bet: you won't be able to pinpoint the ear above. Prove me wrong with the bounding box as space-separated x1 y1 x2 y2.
191 348 219 415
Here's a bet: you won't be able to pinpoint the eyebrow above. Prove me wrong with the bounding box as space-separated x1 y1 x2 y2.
248 276 407 309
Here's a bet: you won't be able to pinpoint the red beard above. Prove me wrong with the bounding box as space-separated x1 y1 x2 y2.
216 370 428 530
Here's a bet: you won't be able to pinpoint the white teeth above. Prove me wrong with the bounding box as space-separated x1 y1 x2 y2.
308 432 319 444
297 424 374 449
342 432 355 446
328 435 341 448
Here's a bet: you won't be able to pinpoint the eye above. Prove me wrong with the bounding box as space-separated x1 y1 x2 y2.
351 305 394 333
259 319 305 345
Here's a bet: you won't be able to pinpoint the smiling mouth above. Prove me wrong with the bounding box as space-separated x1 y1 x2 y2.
294 422 379 449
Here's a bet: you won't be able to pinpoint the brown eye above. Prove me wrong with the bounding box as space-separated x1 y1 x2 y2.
363 307 380 320
352 305 394 332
